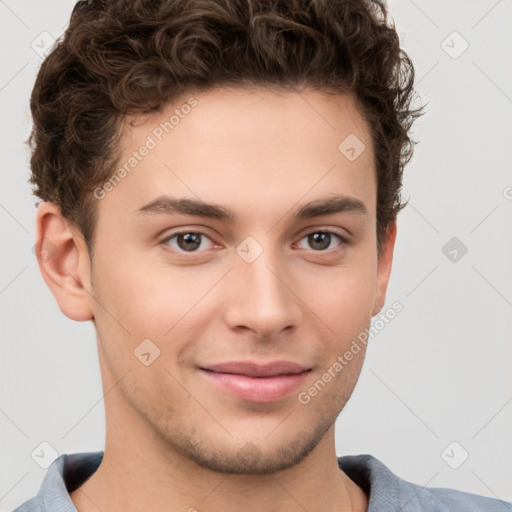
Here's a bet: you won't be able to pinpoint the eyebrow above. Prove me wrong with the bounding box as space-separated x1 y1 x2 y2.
135 194 368 222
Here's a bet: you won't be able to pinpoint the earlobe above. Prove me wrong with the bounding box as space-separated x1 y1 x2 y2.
35 202 94 322
372 220 397 316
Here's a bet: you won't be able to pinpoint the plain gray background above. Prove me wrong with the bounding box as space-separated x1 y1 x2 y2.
1 0 511 510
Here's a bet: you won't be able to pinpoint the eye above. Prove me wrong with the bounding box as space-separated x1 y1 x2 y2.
296 231 345 251
162 231 215 252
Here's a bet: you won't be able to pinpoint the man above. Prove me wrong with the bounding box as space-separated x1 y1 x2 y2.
14 0 511 511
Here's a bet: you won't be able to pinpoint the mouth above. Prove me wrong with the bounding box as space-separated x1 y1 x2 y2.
199 361 312 403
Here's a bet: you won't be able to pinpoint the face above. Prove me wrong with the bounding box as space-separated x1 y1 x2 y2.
63 87 394 474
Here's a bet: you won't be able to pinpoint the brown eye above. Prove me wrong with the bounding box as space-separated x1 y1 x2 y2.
297 231 344 251
163 232 213 252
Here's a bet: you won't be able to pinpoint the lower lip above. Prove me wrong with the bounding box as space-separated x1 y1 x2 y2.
200 369 310 403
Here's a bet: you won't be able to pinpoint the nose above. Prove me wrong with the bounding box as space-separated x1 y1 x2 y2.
223 247 303 338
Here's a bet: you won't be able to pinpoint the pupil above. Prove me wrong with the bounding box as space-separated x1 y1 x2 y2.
178 233 201 251
309 232 330 250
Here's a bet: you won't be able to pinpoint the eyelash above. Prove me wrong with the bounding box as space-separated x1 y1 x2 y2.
160 229 348 254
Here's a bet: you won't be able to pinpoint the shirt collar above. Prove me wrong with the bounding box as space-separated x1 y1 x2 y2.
34 451 398 511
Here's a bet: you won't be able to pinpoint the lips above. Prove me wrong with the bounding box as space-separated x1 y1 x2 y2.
202 361 310 377
199 361 311 402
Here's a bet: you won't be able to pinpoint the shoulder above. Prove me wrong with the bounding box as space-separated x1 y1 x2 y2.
395 475 511 511
11 451 104 512
11 495 43 512
338 454 511 512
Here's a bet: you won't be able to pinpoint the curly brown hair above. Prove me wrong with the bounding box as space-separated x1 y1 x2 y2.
29 0 423 257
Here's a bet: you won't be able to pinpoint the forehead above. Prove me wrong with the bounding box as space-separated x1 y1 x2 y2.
98 86 376 225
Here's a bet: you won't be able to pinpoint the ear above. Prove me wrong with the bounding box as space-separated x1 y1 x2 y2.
34 202 94 321
371 220 397 316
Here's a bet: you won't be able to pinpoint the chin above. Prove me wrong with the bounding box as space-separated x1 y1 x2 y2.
165 423 330 475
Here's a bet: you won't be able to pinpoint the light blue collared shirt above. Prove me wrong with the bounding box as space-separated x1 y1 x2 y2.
12 451 511 511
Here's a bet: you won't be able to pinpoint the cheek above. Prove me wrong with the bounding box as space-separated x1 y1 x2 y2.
304 262 377 334
91 248 223 346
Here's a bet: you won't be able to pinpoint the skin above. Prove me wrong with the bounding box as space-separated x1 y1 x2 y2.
36 86 396 512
